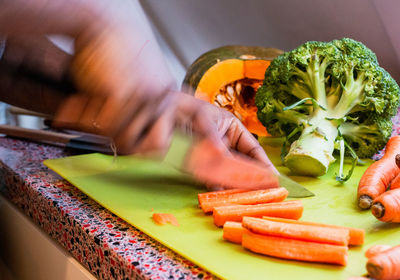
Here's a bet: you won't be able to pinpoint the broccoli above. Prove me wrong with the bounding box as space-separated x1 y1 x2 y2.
255 38 400 179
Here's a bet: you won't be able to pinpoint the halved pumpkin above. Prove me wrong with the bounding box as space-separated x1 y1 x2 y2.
182 45 283 136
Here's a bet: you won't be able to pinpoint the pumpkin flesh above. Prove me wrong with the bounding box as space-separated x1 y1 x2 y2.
195 59 271 136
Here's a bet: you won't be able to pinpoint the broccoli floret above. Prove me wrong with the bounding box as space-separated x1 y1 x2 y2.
256 38 400 179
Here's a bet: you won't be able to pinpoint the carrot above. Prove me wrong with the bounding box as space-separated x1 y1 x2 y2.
242 217 350 246
371 188 400 222
387 154 400 190
366 245 400 280
152 213 179 226
262 217 365 246
199 187 288 213
222 221 244 244
198 189 248 202
365 245 392 259
213 200 303 227
358 136 400 210
242 229 348 266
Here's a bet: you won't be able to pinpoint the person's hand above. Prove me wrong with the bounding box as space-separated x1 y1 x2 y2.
0 0 277 179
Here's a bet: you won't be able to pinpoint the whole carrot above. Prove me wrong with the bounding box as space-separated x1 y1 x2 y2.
366 245 400 280
365 245 392 259
387 154 400 190
371 188 400 222
358 136 400 209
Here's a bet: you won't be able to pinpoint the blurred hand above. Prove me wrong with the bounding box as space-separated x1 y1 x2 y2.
0 0 277 180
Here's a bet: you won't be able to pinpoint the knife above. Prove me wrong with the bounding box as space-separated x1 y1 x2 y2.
0 124 113 154
164 132 314 198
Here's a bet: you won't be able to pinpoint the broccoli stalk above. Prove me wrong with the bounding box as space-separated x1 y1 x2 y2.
284 56 370 176
256 38 400 179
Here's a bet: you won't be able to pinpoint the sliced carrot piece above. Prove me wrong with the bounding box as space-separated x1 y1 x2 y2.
152 213 179 227
222 221 244 244
365 245 392 259
242 217 350 246
262 217 365 246
367 245 400 280
242 229 348 266
200 187 288 213
198 189 248 202
213 200 303 227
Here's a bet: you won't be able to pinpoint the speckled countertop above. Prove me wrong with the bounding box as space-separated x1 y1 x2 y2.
0 137 214 280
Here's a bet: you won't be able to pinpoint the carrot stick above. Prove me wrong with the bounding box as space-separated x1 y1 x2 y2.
199 187 288 213
366 245 400 280
198 189 248 202
242 217 350 246
222 221 244 244
358 136 400 210
371 188 400 222
152 213 179 226
213 200 303 227
262 217 365 246
365 245 392 259
242 229 348 266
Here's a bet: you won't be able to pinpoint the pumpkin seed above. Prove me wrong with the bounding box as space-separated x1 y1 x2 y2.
235 83 242 94
216 94 229 106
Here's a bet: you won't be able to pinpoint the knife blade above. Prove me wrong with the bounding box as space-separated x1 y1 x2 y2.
164 132 314 198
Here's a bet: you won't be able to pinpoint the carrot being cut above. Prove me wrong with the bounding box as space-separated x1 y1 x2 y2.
199 187 288 213
371 188 400 222
358 136 400 210
242 217 350 246
262 217 365 246
242 229 348 266
222 221 244 244
366 245 400 280
213 200 303 227
365 245 392 259
152 213 179 226
198 189 248 202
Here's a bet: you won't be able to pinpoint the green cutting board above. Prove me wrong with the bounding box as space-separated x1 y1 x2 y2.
44 145 400 280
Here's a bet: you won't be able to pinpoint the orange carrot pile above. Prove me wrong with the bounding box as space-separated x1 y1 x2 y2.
221 216 364 266
358 136 400 210
213 200 303 227
366 245 400 280
199 187 288 213
198 181 362 266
